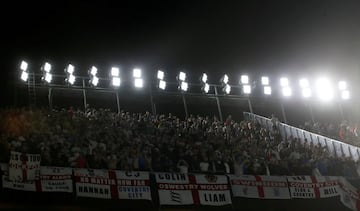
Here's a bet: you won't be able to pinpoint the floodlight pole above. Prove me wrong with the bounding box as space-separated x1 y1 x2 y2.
214 86 223 122
82 79 87 111
115 90 120 114
308 103 315 123
48 87 53 109
247 98 253 113
338 103 345 120
182 93 189 119
149 85 156 115
280 101 287 124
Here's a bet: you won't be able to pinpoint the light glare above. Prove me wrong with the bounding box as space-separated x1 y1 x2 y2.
299 78 309 88
224 84 231 94
341 90 350 100
157 70 164 80
201 73 208 83
339 81 347 90
21 71 28 81
68 74 76 85
44 73 52 83
282 87 292 97
90 66 98 76
91 76 99 86
243 84 251 94
203 83 210 93
280 77 289 87
159 80 166 90
222 74 229 84
44 62 52 72
67 64 74 74
316 78 333 101
302 88 312 98
112 77 121 87
264 86 271 95
180 81 188 91
179 72 186 81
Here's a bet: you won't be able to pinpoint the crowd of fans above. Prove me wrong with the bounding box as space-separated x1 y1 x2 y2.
300 120 360 147
0 107 360 178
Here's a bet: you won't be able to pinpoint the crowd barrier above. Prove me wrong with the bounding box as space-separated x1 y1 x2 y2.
243 112 360 161
0 163 359 210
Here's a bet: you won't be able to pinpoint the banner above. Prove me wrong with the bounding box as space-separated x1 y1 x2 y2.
75 168 117 199
155 173 231 206
287 176 340 198
229 175 290 199
195 174 232 206
116 171 151 200
1 163 39 191
338 177 360 211
9 151 41 181
40 166 73 193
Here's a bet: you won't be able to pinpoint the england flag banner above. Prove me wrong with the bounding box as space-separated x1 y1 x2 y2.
116 171 151 200
75 168 118 199
287 176 340 199
229 175 290 199
1 163 40 192
195 174 232 206
155 172 194 205
40 166 73 193
8 151 41 182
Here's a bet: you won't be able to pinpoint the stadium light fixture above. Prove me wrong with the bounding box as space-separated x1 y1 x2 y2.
68 74 76 85
341 90 350 100
316 78 333 101
44 72 52 83
157 70 164 80
133 68 142 78
179 72 186 81
44 62 52 73
264 86 271 95
240 75 249 84
302 88 312 98
338 81 347 91
111 67 119 77
134 78 143 88
243 84 251 94
66 64 74 74
21 71 28 82
221 74 229 84
201 73 208 83
91 76 99 86
180 81 188 91
282 87 292 97
159 80 166 90
203 83 210 93
224 84 231 94
280 77 289 87
20 61 28 71
90 66 98 76
261 76 269 85
299 78 309 88
112 77 121 87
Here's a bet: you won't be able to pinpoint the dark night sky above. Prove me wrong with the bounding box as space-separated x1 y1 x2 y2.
2 0 360 109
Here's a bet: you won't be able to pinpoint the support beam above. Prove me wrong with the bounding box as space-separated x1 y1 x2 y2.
214 86 223 122
182 94 189 119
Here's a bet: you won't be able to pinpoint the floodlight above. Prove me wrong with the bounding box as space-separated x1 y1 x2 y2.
20 61 28 71
90 66 98 76
44 72 52 83
338 81 347 90
66 64 74 74
221 74 229 84
180 81 188 91
264 86 271 95
316 78 333 101
243 84 251 94
159 80 166 90
201 73 208 83
133 68 142 78
341 90 350 100
134 78 143 88
302 88 312 98
20 71 28 81
240 75 249 84
67 74 76 85
203 83 210 93
157 70 164 80
280 77 289 87
282 87 292 97
299 78 309 88
91 76 99 86
44 62 52 73
179 72 186 81
111 67 119 77
112 77 121 87
261 76 269 85
224 84 231 94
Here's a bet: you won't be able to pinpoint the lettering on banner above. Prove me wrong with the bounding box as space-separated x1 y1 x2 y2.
170 191 182 203
204 193 226 203
78 185 110 195
158 173 186 181
125 172 140 177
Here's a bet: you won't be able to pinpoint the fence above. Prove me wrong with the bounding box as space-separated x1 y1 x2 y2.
243 112 360 161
